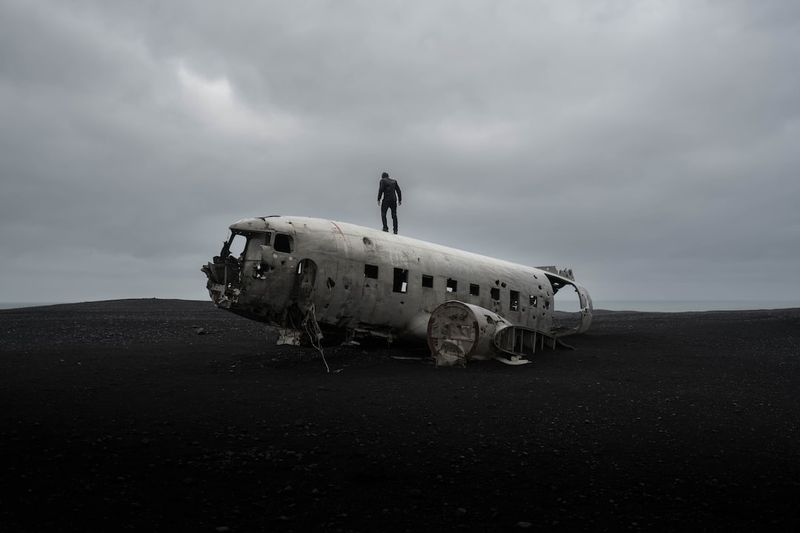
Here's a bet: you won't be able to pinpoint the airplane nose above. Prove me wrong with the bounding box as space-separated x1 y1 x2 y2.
201 262 225 305
201 253 241 309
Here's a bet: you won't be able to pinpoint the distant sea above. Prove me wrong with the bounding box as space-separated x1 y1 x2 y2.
1 300 798 312
561 300 800 312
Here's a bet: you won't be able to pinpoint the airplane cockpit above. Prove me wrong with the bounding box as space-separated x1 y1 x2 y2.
202 218 302 318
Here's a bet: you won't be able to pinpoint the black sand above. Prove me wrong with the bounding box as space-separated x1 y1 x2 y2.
1 299 799 531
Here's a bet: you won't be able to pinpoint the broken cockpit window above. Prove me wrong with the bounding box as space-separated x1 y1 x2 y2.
446 278 457 293
211 231 248 289
422 274 433 288
469 283 480 296
223 232 246 259
490 287 500 301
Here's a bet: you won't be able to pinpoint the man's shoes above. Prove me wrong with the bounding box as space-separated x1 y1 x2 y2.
393 230 398 234
382 228 389 232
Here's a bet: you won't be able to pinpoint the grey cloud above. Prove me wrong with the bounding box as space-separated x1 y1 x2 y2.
1 0 799 304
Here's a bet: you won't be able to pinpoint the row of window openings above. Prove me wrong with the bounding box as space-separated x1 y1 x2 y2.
365 264 547 311
251 233 537 314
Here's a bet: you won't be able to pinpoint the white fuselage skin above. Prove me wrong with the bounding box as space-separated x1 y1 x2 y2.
204 216 592 341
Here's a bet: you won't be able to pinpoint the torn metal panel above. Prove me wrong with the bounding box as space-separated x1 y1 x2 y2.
536 265 575 281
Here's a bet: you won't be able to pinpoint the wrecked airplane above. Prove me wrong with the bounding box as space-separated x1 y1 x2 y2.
201 216 592 366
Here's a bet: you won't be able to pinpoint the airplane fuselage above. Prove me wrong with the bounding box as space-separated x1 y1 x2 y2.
202 216 592 345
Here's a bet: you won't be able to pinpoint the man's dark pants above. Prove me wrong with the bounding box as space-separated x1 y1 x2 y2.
381 201 398 234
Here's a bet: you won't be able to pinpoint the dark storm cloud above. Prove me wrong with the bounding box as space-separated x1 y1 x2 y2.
1 0 799 303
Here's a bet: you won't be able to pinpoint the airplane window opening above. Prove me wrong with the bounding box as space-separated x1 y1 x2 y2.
490 287 500 301
263 232 272 246
446 278 457 293
530 295 538 307
422 275 433 288
364 264 379 279
510 290 520 311
393 268 409 293
274 233 293 253
469 284 480 296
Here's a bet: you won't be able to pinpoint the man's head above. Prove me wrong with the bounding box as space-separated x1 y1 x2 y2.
381 172 389 179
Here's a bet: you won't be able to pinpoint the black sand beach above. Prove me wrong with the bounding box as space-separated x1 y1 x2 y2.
1 299 799 531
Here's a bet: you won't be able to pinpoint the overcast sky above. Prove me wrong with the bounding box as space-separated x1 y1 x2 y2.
1 0 799 306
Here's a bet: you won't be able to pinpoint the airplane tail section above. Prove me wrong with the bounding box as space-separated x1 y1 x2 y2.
539 267 593 335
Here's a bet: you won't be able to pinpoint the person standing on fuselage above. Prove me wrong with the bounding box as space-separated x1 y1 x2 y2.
377 171 402 234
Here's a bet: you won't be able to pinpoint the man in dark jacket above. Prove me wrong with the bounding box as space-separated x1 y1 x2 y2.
377 171 402 234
